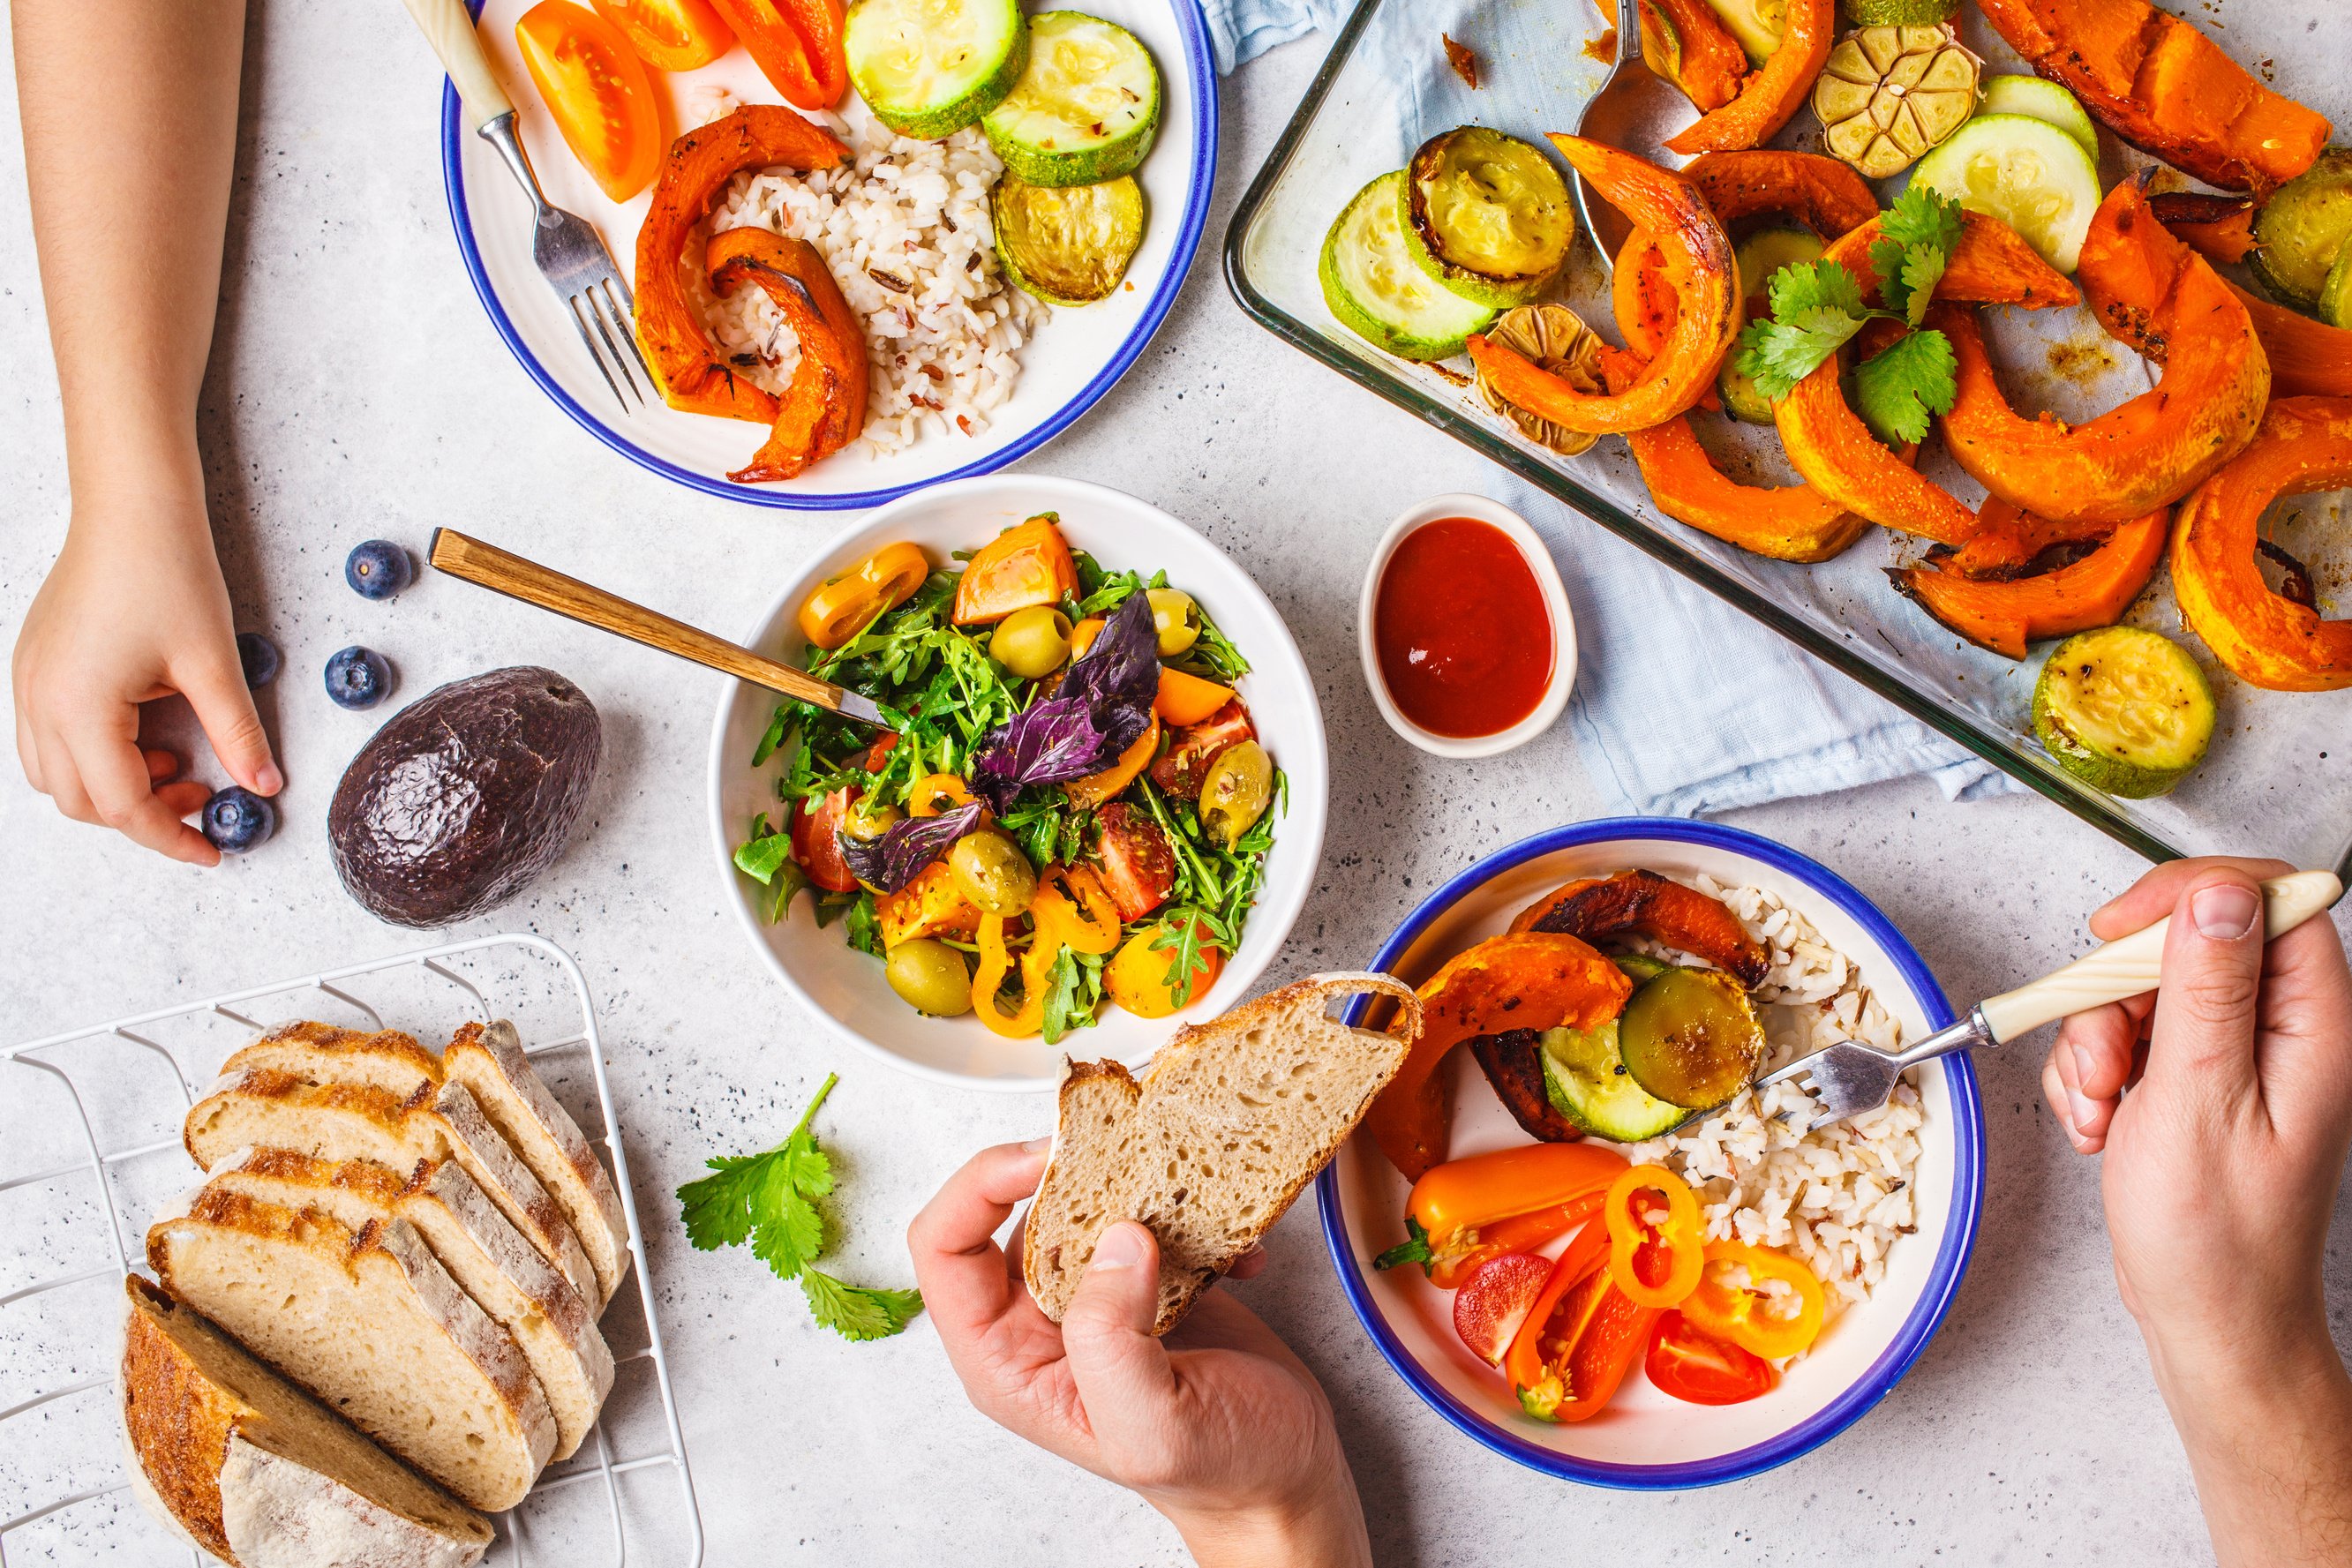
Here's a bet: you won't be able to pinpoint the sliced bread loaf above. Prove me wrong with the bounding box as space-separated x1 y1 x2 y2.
147 1189 556 1512
440 1022 630 1308
183 1070 599 1309
1023 972 1423 1334
120 1275 492 1568
222 1022 442 1105
207 1150 614 1460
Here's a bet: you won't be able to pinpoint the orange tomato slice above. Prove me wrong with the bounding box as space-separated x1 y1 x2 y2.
591 0 735 69
515 2 662 202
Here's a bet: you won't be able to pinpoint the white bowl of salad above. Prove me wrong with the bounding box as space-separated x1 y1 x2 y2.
709 475 1328 1089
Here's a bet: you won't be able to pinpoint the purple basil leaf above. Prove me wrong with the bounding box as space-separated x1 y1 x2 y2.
972 591 1161 811
838 801 984 894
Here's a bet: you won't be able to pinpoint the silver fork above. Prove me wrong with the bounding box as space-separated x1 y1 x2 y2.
1753 871 2343 1130
401 0 654 415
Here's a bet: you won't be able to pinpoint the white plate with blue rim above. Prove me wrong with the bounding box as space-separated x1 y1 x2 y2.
438 0 1216 510
1321 818 1984 1487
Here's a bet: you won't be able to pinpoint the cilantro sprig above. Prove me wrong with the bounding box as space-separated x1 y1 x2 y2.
1729 185 1966 446
677 1074 923 1342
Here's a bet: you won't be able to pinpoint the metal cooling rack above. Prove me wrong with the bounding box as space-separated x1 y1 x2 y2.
0 934 703 1566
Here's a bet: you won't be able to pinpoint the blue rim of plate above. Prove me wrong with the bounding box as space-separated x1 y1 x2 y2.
437 0 1220 511
1318 817 1985 1490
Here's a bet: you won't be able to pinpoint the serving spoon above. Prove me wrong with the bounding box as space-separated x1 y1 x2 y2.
1572 0 1694 266
428 529 887 726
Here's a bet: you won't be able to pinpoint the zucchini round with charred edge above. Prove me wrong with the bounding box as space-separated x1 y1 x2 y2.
1540 1022 1688 1142
2252 149 2352 312
1720 226 1822 423
2322 241 2352 330
2032 626 2216 799
1618 968 1765 1110
1702 0 1783 68
992 173 1145 305
1399 128 1575 310
981 12 1160 187
843 0 1027 139
1321 171 1499 360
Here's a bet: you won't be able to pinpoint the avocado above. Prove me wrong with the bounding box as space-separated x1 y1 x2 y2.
328 667 601 927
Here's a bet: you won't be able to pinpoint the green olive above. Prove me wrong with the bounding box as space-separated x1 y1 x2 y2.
1198 740 1273 849
991 605 1074 679
841 798 903 841
1146 588 1200 656
949 830 1039 916
886 939 973 1017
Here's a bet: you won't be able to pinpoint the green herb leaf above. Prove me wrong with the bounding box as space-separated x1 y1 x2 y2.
734 825 796 884
1853 328 1959 446
1732 306 1865 402
841 893 883 957
1040 947 1105 1045
1878 182 1965 258
1766 259 1866 325
1373 1215 1433 1272
800 1270 925 1342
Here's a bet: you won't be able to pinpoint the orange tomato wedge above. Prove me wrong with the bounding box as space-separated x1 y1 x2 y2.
953 515 1082 625
515 2 662 203
1104 919 1221 1018
591 0 734 69
1153 665 1234 726
1064 716 1159 809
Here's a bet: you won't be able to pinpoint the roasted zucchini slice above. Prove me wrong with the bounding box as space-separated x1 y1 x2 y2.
2033 626 2217 798
1398 127 1575 310
992 173 1146 305
981 11 1161 187
843 0 1027 139
1539 1022 1689 1143
2254 149 2352 312
1321 170 1499 360
1618 968 1765 1110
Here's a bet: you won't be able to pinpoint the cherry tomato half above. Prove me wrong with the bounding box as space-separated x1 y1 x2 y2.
591 0 735 71
1645 1310 1776 1406
1451 1251 1552 1368
791 786 859 892
515 1 662 202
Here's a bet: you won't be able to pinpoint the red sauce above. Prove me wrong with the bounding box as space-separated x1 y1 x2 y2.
1372 517 1554 739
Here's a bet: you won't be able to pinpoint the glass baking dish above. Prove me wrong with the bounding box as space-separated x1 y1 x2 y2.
1225 0 2352 878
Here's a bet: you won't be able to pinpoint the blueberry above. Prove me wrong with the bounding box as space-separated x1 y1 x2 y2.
202 787 276 854
345 540 413 599
325 646 393 709
237 632 281 688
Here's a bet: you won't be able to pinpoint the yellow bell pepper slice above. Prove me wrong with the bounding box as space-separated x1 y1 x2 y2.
1604 1165 1706 1309
907 773 973 817
799 542 930 649
1679 1240 1825 1361
971 913 1063 1038
1033 866 1121 956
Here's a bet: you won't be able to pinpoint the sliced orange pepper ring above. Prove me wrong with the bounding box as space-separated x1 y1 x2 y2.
1604 1166 1705 1309
1033 866 1122 956
799 541 930 649
971 913 1059 1038
1679 1240 1824 1360
906 773 973 817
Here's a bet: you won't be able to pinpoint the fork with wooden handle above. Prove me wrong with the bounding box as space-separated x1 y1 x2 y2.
427 529 889 726
1755 870 2345 1130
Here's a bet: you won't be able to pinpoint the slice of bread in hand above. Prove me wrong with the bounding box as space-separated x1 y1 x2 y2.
183 1070 600 1310
207 1150 614 1461
1023 972 1424 1334
440 1022 630 1309
221 1022 443 1106
147 1189 556 1512
120 1275 492 1568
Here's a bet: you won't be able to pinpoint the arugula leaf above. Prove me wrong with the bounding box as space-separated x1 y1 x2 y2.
675 1074 924 1342
1040 947 1105 1046
1853 328 1959 446
840 893 883 957
1374 1216 1433 1272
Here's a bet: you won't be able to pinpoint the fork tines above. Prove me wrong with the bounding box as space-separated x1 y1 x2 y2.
566 273 653 416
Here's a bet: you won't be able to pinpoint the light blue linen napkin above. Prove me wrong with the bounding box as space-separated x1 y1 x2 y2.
1204 0 2017 814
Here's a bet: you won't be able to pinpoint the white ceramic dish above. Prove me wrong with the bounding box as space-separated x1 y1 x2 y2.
709 474 1327 1089
1356 493 1577 759
1320 819 1983 1486
441 0 1216 510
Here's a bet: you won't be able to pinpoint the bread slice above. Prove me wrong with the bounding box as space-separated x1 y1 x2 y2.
119 1275 492 1568
222 1022 442 1106
440 1022 630 1309
207 1150 614 1460
1023 972 1424 1334
147 1189 556 1512
184 1070 600 1309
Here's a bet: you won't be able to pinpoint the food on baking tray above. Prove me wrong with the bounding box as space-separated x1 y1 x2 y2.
1372 872 1921 1422
1976 73 2100 159
841 0 1025 137
732 517 1280 1039
1976 0 2328 194
1474 304 1606 454
993 173 1146 304
1399 128 1576 311
1912 113 2100 274
126 1017 632 1554
1370 515 1555 738
120 1276 494 1568
328 668 602 929
1665 0 1832 154
1842 0 1955 24
1718 224 1822 421
2032 626 2216 796
1889 500 2168 659
1641 0 1749 116
515 2 661 201
2250 149 2352 312
593 0 735 71
678 1073 924 1339
710 0 848 109
1323 171 1499 360
1812 24 1979 181
1022 973 1423 1334
982 11 1161 185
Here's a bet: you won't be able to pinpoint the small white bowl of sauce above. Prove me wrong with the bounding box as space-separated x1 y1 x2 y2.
1357 493 1576 760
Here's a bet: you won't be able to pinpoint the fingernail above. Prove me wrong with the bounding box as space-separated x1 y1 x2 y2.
1019 1136 1052 1153
2071 1043 2098 1092
2192 884 2259 941
256 763 284 796
1091 1222 1145 1271
2066 1087 2096 1135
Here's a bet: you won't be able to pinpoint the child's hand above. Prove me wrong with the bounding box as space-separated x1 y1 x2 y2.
13 491 279 866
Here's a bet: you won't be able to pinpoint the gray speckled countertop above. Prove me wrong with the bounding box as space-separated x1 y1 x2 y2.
2 5 2345 1564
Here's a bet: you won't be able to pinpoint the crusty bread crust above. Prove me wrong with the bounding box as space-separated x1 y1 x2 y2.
122 1276 244 1560
222 1023 443 1107
1022 972 1424 1334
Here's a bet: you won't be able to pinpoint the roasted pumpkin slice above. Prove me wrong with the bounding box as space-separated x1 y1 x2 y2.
1467 138 1738 435
1368 932 1634 1181
1890 504 2168 659
1639 0 1749 116
2149 192 2259 267
635 107 850 423
1665 0 1833 154
706 229 870 483
1975 0 2330 194
2225 282 2352 399
1468 1028 1587 1145
1509 869 1770 989
2171 396 2352 692
1936 495 2113 580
